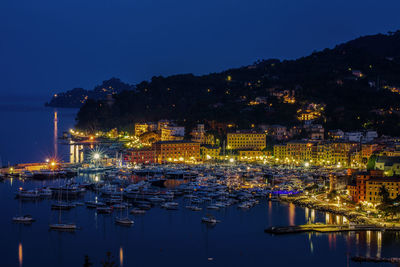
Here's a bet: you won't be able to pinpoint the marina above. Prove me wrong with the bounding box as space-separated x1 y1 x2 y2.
1 98 400 267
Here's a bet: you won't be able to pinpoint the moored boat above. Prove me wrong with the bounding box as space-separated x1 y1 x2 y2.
12 215 35 223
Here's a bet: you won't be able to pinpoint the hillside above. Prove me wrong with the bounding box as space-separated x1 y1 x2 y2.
45 78 134 108
72 31 400 135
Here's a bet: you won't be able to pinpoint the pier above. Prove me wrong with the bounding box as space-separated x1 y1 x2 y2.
264 223 400 234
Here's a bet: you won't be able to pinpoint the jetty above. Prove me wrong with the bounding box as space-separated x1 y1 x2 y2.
264 223 400 234
351 256 400 264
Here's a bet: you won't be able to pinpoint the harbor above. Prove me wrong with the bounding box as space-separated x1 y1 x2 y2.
1 99 400 267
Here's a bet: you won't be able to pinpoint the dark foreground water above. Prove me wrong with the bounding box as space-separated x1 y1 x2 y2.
0 98 399 267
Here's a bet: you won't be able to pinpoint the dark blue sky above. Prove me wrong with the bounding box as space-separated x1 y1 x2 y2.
1 0 399 98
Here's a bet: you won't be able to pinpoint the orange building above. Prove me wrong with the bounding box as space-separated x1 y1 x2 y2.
152 141 200 163
347 170 384 203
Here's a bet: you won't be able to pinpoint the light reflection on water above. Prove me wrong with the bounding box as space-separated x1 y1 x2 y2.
18 242 22 267
2 178 398 267
0 104 398 266
119 246 123 267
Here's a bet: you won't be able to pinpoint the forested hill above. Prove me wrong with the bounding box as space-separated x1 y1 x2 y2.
74 31 400 135
45 78 134 108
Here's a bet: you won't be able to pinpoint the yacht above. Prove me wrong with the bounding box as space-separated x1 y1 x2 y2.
12 215 35 223
115 217 134 226
39 188 53 197
97 206 113 214
130 208 146 215
17 189 40 199
161 202 179 210
201 214 219 224
49 223 77 231
185 205 202 211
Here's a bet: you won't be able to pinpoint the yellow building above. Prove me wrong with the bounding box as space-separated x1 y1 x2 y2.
286 141 313 162
273 145 287 160
366 177 400 203
201 145 221 160
238 150 263 161
135 122 157 137
227 131 266 150
329 142 359 166
161 126 185 141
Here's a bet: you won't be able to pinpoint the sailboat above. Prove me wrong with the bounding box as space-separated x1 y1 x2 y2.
115 189 134 226
49 181 77 231
13 199 35 223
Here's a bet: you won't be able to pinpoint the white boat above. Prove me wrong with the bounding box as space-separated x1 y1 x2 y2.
85 201 105 208
185 205 202 211
112 203 128 210
115 217 134 226
206 205 220 210
148 197 166 203
130 208 146 215
17 189 40 199
161 202 179 210
39 188 53 197
201 215 220 224
12 215 35 223
49 223 77 230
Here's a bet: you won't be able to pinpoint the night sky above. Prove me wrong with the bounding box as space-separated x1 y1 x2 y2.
1 0 399 98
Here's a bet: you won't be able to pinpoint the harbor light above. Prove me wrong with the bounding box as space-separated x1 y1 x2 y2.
45 158 50 163
93 153 100 160
304 162 310 168
229 158 235 163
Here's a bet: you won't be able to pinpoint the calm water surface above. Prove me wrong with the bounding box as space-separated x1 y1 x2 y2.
0 98 399 267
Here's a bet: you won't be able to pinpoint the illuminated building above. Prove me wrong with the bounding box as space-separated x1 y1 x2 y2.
329 141 359 166
328 129 345 140
361 144 378 163
161 126 185 141
273 144 287 160
153 140 200 163
200 145 221 160
375 156 400 176
238 150 263 161
273 140 359 166
267 125 288 141
190 124 206 143
227 131 266 150
297 103 324 123
286 141 313 162
124 148 156 164
329 174 349 192
366 177 400 203
134 122 157 137
347 170 384 203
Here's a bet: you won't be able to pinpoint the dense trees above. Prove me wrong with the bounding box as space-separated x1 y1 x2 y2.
74 32 400 135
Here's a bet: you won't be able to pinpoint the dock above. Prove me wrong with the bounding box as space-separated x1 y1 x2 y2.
264 224 400 234
351 256 400 264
